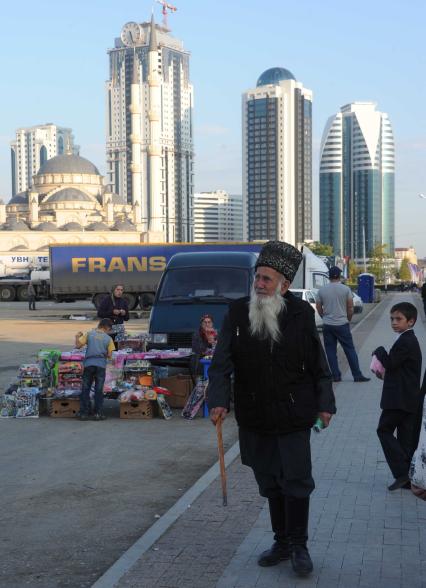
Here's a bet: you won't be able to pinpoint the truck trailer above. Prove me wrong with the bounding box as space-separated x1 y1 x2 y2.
49 243 263 309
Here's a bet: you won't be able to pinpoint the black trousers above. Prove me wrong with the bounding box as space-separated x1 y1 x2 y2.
377 409 418 479
239 428 315 499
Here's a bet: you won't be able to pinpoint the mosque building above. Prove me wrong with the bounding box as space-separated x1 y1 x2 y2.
0 151 144 253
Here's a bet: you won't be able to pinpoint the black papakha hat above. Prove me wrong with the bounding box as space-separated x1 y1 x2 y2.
255 241 303 282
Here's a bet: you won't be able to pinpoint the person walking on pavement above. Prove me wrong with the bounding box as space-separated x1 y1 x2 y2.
75 318 115 421
421 282 426 316
316 266 370 383
374 302 423 491
27 282 36 311
207 241 336 577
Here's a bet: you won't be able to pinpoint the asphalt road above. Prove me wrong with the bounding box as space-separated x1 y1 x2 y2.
0 299 375 587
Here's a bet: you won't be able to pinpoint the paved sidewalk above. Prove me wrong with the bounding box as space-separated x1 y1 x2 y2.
95 293 426 588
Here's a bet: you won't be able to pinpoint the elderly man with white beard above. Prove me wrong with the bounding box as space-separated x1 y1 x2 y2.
207 241 336 577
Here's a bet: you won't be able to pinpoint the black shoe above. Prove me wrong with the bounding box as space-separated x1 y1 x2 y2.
388 476 410 491
333 377 342 382
92 413 107 421
290 545 313 576
354 376 370 382
258 541 291 567
78 413 89 421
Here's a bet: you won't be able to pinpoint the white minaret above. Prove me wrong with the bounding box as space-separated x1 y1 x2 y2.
129 50 143 227
147 16 163 235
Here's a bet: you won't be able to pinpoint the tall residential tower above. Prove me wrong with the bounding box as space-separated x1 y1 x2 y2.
319 102 395 259
193 191 244 242
10 124 76 196
242 67 313 245
106 17 194 241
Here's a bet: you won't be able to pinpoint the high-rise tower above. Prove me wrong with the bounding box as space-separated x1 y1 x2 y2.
242 67 313 245
10 124 77 196
106 16 194 241
319 102 395 259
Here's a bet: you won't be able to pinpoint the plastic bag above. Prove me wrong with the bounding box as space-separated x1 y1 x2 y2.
409 402 426 490
370 354 385 380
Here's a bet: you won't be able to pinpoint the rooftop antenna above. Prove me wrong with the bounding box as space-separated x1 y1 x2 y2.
155 0 177 29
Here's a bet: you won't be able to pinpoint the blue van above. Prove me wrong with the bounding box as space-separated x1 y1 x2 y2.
148 251 258 349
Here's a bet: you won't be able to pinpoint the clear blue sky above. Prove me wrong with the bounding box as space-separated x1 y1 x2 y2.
1 1 425 253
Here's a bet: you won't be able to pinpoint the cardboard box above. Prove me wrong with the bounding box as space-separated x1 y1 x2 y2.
120 400 155 419
51 398 80 418
159 374 193 408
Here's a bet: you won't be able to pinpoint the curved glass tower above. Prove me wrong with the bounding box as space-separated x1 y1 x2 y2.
319 102 395 259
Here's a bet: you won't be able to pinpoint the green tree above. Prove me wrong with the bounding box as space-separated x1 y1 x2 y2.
303 241 333 256
399 257 412 282
348 260 362 284
367 243 389 283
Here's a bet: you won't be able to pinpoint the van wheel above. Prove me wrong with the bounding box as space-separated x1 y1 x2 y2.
140 293 155 310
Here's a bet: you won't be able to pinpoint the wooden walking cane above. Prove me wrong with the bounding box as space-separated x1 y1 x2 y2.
216 415 228 506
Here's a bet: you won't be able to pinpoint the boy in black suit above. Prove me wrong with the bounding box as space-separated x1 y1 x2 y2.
374 302 422 491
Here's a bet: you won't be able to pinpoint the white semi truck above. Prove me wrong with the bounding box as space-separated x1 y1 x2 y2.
0 254 50 301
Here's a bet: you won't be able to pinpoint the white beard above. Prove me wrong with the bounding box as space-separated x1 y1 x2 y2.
248 283 286 342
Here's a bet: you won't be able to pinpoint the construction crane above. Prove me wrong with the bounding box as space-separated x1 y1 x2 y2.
156 0 177 29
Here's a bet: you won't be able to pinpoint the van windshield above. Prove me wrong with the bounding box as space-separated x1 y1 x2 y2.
159 267 250 301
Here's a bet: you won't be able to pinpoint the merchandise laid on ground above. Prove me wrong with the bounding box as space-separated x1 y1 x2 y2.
0 332 210 421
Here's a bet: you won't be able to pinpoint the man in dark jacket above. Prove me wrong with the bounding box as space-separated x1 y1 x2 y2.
421 282 426 316
208 241 336 577
374 302 423 490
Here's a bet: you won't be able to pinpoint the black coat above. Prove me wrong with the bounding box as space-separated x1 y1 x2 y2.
374 329 422 413
97 295 129 325
208 292 335 434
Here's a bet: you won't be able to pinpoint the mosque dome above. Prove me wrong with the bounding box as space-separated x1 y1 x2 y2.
36 221 59 231
86 222 110 231
38 154 100 176
5 219 30 231
256 67 296 87
61 222 83 231
112 220 137 232
8 192 28 205
45 188 93 203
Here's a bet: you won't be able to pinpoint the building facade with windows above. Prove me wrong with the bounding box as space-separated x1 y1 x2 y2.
193 191 244 242
10 124 76 196
106 17 194 242
242 67 312 245
319 102 395 259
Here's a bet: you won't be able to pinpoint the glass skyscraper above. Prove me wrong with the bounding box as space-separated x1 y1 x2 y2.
242 68 312 245
319 102 395 259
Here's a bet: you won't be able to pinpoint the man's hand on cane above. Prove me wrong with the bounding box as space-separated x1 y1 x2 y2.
210 407 228 425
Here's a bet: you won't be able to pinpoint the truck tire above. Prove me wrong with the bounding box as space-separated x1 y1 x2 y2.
0 285 16 301
122 293 137 310
140 293 155 310
92 293 107 310
17 285 29 301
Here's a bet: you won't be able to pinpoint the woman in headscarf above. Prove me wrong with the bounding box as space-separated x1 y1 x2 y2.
97 284 129 325
191 314 217 374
